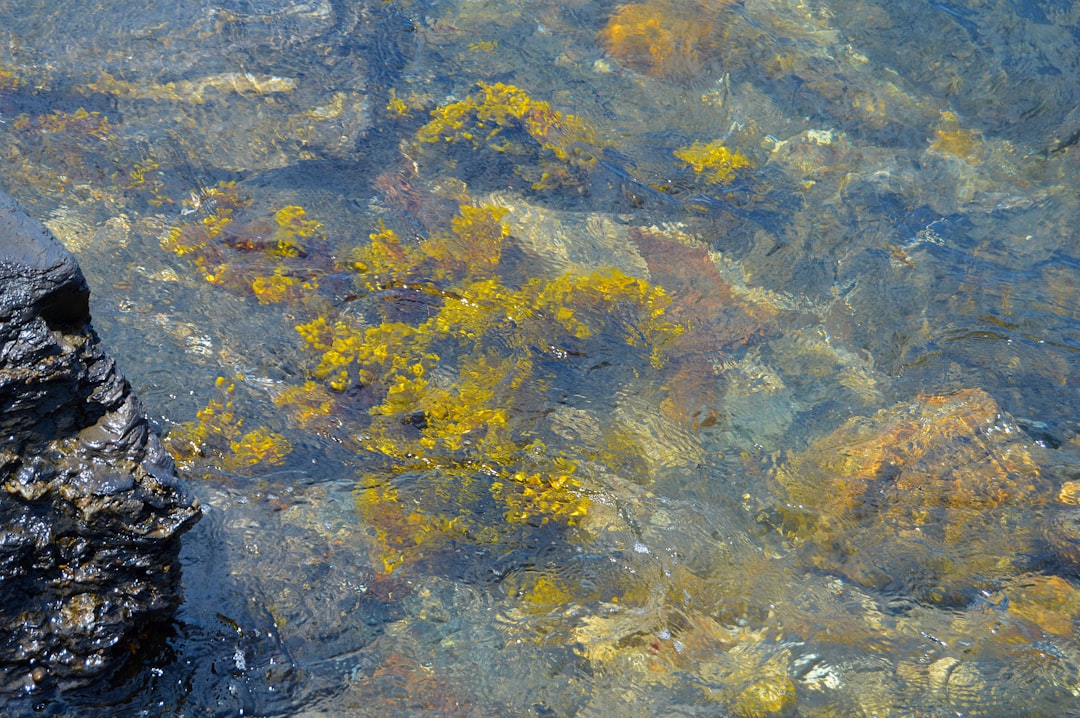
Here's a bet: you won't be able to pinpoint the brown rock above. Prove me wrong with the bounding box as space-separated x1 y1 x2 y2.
775 388 1047 603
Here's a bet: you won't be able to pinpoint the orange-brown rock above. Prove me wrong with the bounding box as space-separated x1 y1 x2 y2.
1002 574 1080 637
775 388 1047 603
631 227 776 352
598 1 736 81
631 227 778 430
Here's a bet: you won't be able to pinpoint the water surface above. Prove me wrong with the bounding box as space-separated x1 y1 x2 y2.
2 0 1080 715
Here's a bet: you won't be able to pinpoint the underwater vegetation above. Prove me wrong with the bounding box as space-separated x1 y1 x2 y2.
674 139 753 186
157 197 330 477
0 63 18 91
15 107 114 141
164 377 292 476
160 183 325 300
413 82 605 190
3 0 1077 713
404 79 769 229
280 203 684 573
4 104 120 197
160 186 690 575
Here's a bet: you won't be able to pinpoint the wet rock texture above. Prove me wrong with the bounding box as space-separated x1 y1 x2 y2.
776 388 1050 604
0 189 199 691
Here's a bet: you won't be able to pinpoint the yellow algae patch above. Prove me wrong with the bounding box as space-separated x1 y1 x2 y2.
274 205 322 238
229 427 292 468
164 376 243 462
251 270 317 304
164 377 292 475
425 204 509 276
0 64 19 91
674 140 752 185
27 107 115 140
161 189 323 299
273 381 337 432
385 89 409 117
516 574 575 615
490 457 591 526
272 204 323 256
160 181 250 261
529 269 681 361
158 185 685 573
284 202 683 573
416 82 604 189
468 40 499 53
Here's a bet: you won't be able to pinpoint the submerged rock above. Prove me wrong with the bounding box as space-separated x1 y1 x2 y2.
775 388 1049 604
0 189 200 691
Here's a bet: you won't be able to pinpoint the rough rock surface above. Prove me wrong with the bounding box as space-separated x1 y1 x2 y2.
0 189 200 692
776 388 1049 604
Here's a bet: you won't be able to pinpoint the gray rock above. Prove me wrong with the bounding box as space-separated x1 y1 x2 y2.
0 189 200 692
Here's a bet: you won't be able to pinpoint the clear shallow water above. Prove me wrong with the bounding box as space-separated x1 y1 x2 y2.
2 0 1080 715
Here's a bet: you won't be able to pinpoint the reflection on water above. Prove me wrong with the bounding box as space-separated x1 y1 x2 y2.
2 0 1080 715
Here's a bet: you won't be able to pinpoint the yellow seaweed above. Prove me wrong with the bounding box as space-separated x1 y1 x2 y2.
416 82 603 189
0 65 19 91
674 140 752 185
161 190 325 301
286 202 683 571
164 376 293 475
251 270 317 304
273 204 323 255
29 107 114 140
228 427 292 468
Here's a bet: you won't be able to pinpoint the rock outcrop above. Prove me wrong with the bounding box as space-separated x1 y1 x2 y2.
0 189 200 691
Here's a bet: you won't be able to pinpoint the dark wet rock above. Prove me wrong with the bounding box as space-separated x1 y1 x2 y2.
0 189 200 692
1016 417 1068 450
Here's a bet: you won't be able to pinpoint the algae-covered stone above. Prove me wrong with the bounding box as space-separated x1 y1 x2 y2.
776 388 1048 603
